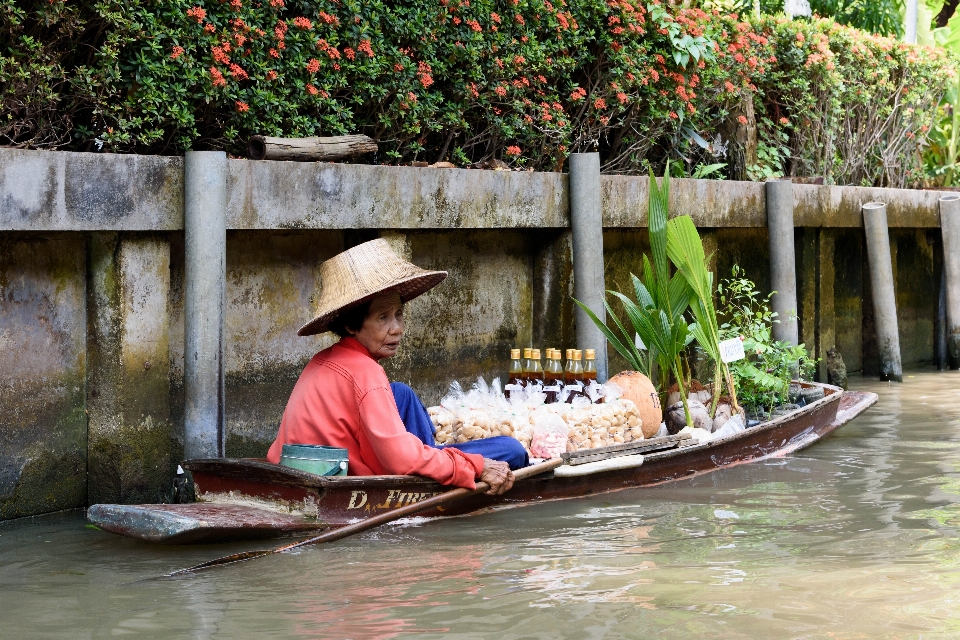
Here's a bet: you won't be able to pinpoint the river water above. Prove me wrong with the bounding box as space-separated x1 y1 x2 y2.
4 370 960 639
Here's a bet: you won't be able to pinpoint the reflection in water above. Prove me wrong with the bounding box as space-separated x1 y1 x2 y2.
3 370 960 638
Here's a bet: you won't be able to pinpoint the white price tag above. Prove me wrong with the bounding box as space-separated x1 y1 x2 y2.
635 333 646 350
719 337 746 363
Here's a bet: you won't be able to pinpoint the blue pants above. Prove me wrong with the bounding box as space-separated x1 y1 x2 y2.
391 382 529 470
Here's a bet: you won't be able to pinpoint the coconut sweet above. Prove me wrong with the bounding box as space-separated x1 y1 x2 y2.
608 371 662 438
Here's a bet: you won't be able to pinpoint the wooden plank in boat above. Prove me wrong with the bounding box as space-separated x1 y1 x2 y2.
561 433 690 465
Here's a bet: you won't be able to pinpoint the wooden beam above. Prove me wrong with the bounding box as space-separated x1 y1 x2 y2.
248 135 377 161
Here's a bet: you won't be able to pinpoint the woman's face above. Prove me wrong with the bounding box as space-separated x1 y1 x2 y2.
349 292 404 360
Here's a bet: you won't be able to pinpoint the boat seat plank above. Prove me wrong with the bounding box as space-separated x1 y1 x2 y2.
562 434 689 465
87 503 329 545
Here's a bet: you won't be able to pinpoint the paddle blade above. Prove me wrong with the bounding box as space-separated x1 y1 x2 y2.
165 548 276 577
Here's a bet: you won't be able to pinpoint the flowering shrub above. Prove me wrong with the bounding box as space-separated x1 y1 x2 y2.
751 16 955 187
0 0 953 184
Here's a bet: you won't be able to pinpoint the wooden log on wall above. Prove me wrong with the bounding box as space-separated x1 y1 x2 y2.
247 135 377 161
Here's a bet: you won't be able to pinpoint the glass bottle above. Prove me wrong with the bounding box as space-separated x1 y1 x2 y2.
522 347 533 384
564 348 585 402
583 348 601 402
505 348 525 399
528 348 544 387
543 349 562 403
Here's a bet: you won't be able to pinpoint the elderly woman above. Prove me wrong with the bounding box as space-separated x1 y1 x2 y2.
267 240 528 494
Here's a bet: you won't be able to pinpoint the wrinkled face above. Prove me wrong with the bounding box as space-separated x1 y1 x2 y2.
349 291 404 360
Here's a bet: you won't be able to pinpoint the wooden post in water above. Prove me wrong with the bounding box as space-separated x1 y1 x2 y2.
766 179 799 347
862 202 902 382
184 151 227 458
569 153 608 383
940 194 960 369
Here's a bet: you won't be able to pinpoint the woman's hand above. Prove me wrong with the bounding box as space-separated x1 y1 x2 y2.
479 459 515 495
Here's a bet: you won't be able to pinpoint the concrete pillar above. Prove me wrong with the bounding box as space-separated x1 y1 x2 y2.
939 194 960 369
569 153 608 382
862 202 902 382
87 234 172 504
766 179 799 346
184 151 227 459
905 0 919 43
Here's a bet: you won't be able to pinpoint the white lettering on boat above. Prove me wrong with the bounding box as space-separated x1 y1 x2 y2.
346 491 368 509
359 490 445 511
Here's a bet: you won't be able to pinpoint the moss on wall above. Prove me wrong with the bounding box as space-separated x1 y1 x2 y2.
0 235 87 519
834 230 864 373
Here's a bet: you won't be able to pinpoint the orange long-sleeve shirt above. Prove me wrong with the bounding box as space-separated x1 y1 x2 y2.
266 337 484 489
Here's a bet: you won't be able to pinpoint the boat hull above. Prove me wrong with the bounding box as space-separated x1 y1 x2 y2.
88 384 877 544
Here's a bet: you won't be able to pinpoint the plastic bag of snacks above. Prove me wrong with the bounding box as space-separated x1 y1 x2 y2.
562 399 644 451
428 377 643 453
529 411 569 459
428 406 461 445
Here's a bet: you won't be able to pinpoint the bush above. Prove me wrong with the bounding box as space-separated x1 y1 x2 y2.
752 16 954 187
0 0 954 184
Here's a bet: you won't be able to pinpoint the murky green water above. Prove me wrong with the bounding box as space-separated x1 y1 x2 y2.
5 371 960 639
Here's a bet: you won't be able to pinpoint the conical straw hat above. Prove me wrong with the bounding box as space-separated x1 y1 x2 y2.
297 239 447 336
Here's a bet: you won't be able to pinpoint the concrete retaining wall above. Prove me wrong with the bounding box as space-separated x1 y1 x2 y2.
0 148 947 519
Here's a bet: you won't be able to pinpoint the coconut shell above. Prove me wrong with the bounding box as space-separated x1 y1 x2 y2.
608 371 662 438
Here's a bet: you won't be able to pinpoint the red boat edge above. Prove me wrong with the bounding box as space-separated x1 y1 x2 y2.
87 383 879 544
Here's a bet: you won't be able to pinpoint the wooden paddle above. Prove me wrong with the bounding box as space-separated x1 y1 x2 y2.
165 458 564 577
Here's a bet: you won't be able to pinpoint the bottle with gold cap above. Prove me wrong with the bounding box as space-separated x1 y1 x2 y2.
528 348 544 387
521 347 533 384
583 348 601 402
543 348 563 403
564 348 585 402
505 348 525 400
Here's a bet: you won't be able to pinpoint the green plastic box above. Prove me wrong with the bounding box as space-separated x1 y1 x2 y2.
279 444 349 476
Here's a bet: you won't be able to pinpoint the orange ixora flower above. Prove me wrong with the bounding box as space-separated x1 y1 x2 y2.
171 46 185 60
306 58 321 73
210 66 226 86
506 145 521 155
229 63 248 79
186 6 206 23
737 115 748 124
357 39 374 57
306 83 319 95
236 100 249 112
212 46 230 65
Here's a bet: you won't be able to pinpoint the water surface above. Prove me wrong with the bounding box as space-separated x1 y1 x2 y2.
4 371 960 639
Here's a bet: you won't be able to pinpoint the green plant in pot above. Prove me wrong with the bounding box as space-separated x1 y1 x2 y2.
717 266 816 418
575 165 697 427
665 212 737 418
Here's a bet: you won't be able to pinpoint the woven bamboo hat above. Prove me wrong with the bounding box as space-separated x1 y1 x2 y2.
297 239 447 336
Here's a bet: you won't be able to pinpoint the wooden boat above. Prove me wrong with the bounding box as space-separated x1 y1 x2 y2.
87 383 877 544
